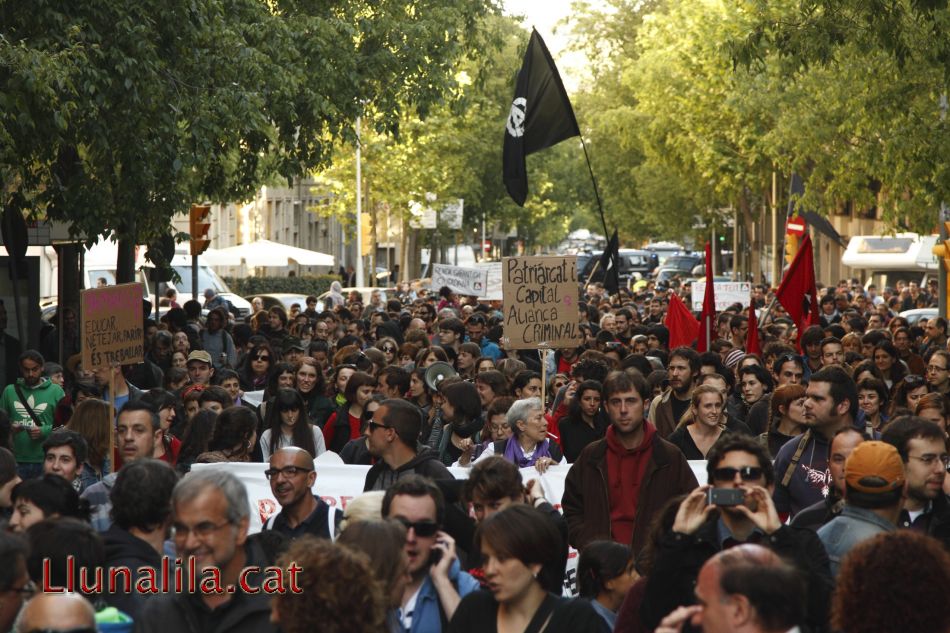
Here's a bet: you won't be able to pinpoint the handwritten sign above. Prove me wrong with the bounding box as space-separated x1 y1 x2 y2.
502 256 582 349
690 281 752 312
432 263 488 297
81 283 145 369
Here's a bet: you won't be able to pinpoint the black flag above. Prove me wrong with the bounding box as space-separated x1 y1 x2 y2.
599 230 620 295
503 29 581 206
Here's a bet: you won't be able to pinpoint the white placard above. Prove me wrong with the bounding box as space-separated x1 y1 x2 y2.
432 263 489 297
691 281 752 311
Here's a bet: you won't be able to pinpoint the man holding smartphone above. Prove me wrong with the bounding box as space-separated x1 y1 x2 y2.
641 434 833 633
382 475 480 633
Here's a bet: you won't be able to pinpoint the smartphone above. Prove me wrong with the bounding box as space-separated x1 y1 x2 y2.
707 488 745 506
428 548 443 567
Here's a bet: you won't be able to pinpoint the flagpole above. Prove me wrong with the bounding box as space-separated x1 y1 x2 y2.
579 136 609 238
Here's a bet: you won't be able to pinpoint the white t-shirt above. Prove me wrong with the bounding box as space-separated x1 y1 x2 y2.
260 425 327 460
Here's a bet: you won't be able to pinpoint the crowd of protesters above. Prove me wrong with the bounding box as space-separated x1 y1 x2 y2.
0 275 947 632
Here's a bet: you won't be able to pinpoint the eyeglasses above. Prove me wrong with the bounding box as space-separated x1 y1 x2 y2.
253 355 270 362
368 421 392 432
381 346 396 353
264 466 313 480
904 375 926 386
927 364 948 372
393 517 439 537
712 466 764 482
908 454 950 468
173 520 231 540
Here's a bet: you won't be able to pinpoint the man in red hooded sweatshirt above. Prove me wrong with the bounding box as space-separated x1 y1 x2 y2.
562 370 698 556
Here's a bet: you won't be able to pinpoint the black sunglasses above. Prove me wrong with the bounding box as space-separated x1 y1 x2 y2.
368 420 392 432
253 354 270 361
381 346 397 353
713 466 764 482
393 517 439 537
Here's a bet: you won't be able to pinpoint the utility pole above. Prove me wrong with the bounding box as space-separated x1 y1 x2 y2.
941 95 948 320
355 115 365 288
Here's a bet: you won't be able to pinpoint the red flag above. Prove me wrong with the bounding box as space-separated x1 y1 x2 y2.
745 302 761 356
697 242 716 352
775 233 820 348
665 292 699 349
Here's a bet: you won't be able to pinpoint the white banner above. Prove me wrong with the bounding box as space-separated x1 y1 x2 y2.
432 263 489 297
476 261 502 301
691 281 752 311
191 458 708 596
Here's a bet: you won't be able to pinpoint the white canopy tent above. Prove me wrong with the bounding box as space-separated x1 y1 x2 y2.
212 239 335 268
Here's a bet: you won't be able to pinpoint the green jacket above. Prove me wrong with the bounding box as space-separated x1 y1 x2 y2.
2 377 65 463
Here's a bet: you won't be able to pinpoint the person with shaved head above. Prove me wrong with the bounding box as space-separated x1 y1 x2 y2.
262 447 341 540
15 593 96 633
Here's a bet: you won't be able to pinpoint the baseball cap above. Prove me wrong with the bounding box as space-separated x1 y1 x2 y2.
845 441 905 494
283 337 306 353
186 350 212 366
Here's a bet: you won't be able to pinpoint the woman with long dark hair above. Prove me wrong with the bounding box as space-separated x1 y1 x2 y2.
323 372 377 454
296 357 334 429
557 380 608 463
239 342 275 391
261 389 326 460
873 340 906 389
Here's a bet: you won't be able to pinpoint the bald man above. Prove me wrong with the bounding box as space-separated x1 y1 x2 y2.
16 593 96 633
655 544 805 633
261 447 341 540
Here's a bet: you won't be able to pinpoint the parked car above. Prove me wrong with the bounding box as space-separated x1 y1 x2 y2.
900 307 937 326
316 287 394 312
579 249 658 285
246 293 312 314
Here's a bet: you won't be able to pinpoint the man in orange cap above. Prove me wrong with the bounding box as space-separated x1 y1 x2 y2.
817 440 905 575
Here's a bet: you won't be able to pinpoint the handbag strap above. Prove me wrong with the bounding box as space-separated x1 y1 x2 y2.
524 595 560 633
14 384 42 427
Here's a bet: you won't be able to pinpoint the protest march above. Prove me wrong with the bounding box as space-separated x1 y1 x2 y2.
3 8 950 633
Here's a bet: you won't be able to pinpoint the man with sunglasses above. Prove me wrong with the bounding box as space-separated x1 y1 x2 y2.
882 417 950 549
364 399 453 491
382 475 479 633
262 447 341 541
642 434 832 633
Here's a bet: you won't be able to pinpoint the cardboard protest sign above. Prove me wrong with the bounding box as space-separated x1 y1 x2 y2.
691 281 752 311
432 263 489 297
502 256 582 349
81 283 145 369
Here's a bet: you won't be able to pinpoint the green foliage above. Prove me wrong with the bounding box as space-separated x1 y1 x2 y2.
222 274 340 298
0 0 498 278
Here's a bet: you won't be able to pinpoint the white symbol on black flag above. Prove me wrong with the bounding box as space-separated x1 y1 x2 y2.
503 29 581 207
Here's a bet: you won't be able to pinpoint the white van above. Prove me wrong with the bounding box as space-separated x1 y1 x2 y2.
841 233 937 289
162 252 252 319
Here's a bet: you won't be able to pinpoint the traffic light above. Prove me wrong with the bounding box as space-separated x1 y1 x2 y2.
785 234 799 265
189 204 211 256
933 222 950 263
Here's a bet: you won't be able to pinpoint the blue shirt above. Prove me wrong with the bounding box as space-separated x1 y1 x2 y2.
403 559 480 633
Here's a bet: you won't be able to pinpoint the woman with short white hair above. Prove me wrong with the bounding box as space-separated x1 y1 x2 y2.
460 397 564 473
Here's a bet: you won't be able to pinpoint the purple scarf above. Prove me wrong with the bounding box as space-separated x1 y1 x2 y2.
503 436 552 468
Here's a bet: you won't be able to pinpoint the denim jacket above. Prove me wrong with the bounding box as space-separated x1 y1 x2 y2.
403 559 480 633
817 504 895 576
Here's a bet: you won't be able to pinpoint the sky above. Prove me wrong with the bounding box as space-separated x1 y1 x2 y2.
503 0 594 91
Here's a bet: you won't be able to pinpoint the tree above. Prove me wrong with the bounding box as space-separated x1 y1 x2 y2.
0 0 497 280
